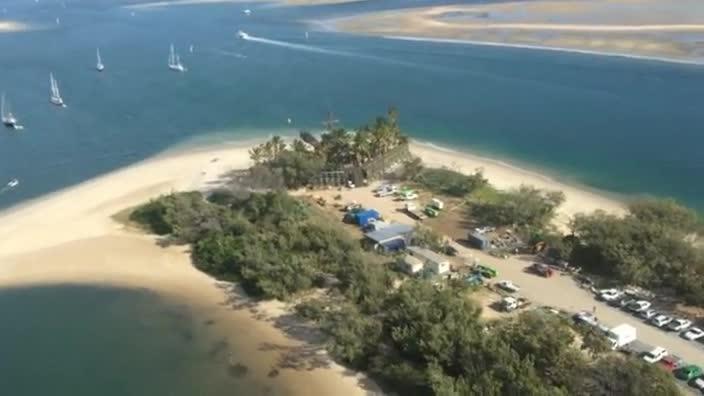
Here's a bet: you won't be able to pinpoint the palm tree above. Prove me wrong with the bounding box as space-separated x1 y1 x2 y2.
353 131 373 165
291 139 309 154
269 136 287 161
249 145 265 164
320 128 353 166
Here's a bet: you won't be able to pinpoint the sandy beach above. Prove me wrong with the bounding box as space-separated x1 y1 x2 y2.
329 0 704 63
410 142 625 227
0 139 624 394
0 142 375 396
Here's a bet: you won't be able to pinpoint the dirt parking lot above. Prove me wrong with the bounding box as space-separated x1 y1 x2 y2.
296 183 704 369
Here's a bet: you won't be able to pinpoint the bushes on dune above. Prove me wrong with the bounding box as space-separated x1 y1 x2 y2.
413 167 488 197
131 190 385 300
570 198 704 305
130 189 681 395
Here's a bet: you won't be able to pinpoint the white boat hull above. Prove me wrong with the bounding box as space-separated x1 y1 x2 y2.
50 96 66 107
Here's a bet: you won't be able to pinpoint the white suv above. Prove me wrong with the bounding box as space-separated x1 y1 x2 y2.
642 347 668 363
650 314 673 328
667 318 692 332
599 289 623 302
627 300 651 312
683 327 704 341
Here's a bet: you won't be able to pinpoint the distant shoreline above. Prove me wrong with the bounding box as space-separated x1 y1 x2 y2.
383 35 704 67
327 2 704 67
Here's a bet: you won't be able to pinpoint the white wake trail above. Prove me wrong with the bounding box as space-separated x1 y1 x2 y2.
240 33 432 70
242 34 357 58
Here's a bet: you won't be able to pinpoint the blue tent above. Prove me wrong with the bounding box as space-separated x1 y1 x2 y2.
354 209 380 227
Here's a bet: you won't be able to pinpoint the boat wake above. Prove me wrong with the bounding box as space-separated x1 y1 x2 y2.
240 33 357 58
212 49 248 59
239 32 425 69
0 178 19 195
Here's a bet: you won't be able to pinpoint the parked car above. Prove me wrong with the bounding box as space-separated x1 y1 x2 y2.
501 296 530 312
574 311 599 327
599 289 623 302
683 327 704 341
676 365 703 381
627 300 651 313
667 318 692 332
474 264 498 279
530 263 554 278
651 314 673 328
690 377 704 393
377 184 397 192
376 188 397 198
658 355 685 372
642 347 668 364
639 309 658 320
496 280 520 293
616 298 635 308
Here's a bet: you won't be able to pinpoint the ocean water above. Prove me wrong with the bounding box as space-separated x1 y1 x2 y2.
0 285 274 395
0 0 703 211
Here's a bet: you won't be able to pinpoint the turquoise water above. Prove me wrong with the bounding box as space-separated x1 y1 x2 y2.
0 285 273 395
1 0 703 209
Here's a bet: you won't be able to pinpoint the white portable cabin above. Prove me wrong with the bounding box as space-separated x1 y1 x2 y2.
407 246 450 275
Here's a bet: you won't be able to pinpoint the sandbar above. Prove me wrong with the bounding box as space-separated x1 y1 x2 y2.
330 1 704 63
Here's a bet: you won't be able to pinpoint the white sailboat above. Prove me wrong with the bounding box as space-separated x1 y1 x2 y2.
168 44 185 72
1 93 22 129
7 178 19 189
49 73 66 107
96 48 104 72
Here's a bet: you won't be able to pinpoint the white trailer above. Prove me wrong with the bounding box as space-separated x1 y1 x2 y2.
606 324 637 350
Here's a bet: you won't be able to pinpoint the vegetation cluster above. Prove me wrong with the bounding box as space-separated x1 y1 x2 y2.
131 190 679 395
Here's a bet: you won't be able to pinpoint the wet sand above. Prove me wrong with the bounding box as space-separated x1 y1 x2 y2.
0 142 376 396
329 1 704 63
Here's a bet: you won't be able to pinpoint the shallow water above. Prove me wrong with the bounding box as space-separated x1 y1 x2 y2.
0 0 703 210
0 285 275 395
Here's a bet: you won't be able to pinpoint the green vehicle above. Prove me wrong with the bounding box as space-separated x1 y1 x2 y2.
424 206 439 217
474 264 498 279
675 365 702 381
465 274 484 287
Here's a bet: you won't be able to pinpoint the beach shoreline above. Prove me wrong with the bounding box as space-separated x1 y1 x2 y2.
327 1 704 66
0 136 625 394
383 35 704 67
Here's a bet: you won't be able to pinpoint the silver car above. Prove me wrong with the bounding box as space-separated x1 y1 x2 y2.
639 309 658 320
651 314 673 328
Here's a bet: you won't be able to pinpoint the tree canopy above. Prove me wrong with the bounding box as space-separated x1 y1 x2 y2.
413 167 488 197
570 199 704 304
247 107 409 189
469 185 565 230
131 190 681 395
